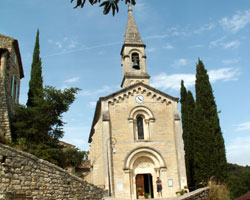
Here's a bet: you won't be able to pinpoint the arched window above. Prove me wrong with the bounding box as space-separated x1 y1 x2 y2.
137 116 144 139
129 106 155 141
131 52 140 70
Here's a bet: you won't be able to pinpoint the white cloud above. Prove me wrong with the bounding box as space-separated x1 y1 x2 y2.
210 37 241 49
220 9 250 33
79 85 115 96
193 23 215 34
55 41 62 49
209 36 226 48
163 43 174 49
189 44 204 48
222 59 239 65
173 58 188 67
151 73 195 91
45 42 121 58
48 39 53 44
223 40 240 49
235 121 250 131
151 67 240 91
65 77 80 83
169 27 188 37
226 135 250 166
68 41 77 49
208 68 240 82
143 33 168 40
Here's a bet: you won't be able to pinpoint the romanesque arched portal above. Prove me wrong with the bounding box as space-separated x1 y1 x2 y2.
124 147 167 199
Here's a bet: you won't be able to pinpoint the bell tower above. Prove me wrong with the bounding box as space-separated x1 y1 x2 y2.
120 5 150 88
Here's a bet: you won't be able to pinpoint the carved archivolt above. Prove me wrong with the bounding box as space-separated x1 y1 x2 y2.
124 147 166 170
133 157 154 169
129 106 154 120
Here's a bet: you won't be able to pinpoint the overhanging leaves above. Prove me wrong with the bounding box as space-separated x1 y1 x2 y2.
71 0 136 15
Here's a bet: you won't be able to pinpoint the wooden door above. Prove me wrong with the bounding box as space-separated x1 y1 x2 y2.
136 174 145 196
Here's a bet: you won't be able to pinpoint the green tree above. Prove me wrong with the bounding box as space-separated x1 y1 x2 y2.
71 0 136 16
64 148 87 167
27 29 43 107
193 59 227 185
227 163 250 199
180 80 195 189
12 86 79 167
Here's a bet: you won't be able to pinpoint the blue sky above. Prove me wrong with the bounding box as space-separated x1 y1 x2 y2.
2 0 250 166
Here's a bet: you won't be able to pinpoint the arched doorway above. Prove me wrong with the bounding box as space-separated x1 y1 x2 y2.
136 174 154 199
124 147 167 199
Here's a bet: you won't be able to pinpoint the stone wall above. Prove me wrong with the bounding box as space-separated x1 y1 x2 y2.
103 187 209 200
178 187 209 200
0 34 23 139
0 143 105 200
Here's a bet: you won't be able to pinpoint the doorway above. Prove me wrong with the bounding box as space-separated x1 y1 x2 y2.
136 174 154 199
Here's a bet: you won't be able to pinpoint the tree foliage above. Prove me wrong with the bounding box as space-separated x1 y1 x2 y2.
71 0 136 16
180 81 195 189
11 30 85 169
227 163 250 199
12 87 80 167
27 29 43 107
192 59 227 184
13 87 79 143
180 59 227 188
64 148 87 167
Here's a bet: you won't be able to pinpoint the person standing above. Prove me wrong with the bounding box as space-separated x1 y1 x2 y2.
156 177 162 197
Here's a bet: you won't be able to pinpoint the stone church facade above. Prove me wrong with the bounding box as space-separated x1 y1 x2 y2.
0 34 24 140
85 6 187 199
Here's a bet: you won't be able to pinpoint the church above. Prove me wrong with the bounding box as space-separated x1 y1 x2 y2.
85 5 187 199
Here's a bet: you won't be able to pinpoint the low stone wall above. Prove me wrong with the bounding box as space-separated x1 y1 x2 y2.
0 143 105 200
103 187 209 200
177 187 209 200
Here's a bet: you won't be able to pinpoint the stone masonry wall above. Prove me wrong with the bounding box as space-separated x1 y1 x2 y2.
0 35 22 139
178 187 209 200
0 143 105 200
103 187 209 200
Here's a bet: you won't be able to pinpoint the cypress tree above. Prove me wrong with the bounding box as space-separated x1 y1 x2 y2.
27 29 43 107
193 59 227 185
180 81 196 188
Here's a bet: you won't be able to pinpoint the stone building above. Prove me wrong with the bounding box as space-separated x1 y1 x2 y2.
0 34 24 139
85 6 187 199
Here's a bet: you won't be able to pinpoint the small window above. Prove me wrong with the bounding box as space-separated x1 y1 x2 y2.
129 106 155 141
14 55 17 64
11 75 15 97
137 116 144 139
132 53 140 70
15 82 19 104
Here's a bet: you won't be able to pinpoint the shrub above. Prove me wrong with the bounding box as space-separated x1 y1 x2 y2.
208 183 231 200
